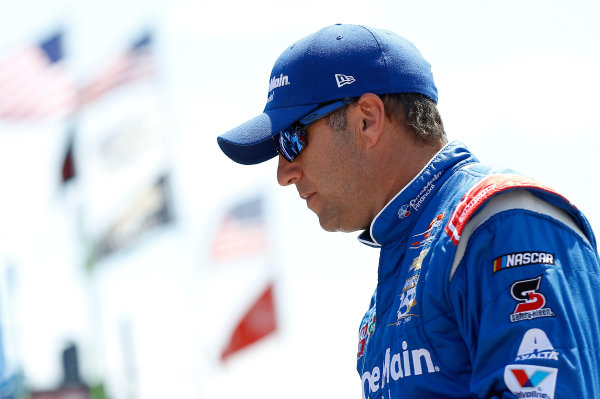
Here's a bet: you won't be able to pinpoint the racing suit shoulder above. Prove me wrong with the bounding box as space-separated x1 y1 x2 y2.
447 189 600 398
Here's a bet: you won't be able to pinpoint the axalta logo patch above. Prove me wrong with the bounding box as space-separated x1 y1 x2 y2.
361 342 439 399
515 328 559 361
504 364 558 398
510 276 555 323
493 252 555 273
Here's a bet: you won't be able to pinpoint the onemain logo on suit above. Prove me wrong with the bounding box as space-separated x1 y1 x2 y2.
504 364 557 398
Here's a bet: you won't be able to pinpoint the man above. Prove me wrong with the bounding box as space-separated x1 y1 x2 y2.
217 24 600 398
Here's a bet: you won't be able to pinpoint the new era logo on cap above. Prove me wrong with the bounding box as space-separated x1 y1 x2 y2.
335 73 355 88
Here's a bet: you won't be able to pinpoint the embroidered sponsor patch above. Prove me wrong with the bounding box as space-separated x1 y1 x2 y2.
397 172 442 220
335 73 355 87
389 248 428 326
510 276 555 323
409 213 444 250
266 73 291 103
357 299 376 358
444 174 567 245
360 342 440 399
514 328 559 361
398 204 411 219
504 364 558 399
493 251 555 273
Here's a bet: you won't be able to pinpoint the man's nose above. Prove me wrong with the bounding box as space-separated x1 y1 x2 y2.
277 155 302 186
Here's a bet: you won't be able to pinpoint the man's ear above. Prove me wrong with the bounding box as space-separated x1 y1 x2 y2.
353 93 385 148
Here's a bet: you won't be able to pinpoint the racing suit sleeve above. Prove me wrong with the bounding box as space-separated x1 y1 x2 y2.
447 190 600 398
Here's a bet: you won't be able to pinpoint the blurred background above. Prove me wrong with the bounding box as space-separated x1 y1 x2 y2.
0 0 598 398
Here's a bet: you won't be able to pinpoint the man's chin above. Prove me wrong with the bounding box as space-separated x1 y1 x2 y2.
318 220 336 232
317 216 362 233
317 215 339 232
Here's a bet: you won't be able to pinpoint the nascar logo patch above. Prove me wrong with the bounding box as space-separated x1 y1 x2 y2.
493 251 555 273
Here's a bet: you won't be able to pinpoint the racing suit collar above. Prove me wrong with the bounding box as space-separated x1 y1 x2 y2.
358 141 476 248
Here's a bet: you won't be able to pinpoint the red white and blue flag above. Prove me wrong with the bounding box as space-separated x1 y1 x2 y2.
0 31 76 121
79 31 156 106
211 196 269 263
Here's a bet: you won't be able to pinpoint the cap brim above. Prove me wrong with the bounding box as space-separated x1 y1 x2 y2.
217 103 318 165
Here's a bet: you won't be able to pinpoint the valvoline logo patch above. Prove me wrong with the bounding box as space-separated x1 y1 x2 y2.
511 368 551 387
504 364 558 398
444 174 568 245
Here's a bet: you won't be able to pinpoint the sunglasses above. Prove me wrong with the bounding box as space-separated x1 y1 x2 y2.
273 98 357 162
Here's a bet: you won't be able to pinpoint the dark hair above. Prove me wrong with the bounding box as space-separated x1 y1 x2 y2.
325 93 447 145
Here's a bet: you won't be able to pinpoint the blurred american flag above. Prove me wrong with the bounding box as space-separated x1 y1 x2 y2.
0 31 76 121
211 196 269 263
79 31 156 106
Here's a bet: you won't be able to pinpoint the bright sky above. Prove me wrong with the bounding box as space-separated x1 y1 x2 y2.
0 1 599 398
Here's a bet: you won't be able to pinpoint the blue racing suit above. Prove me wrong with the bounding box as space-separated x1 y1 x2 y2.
356 141 600 398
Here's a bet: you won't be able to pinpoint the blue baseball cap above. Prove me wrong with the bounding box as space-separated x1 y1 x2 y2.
217 24 438 165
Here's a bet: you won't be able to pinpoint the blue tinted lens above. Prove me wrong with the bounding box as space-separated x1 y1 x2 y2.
278 126 307 161
275 98 356 162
